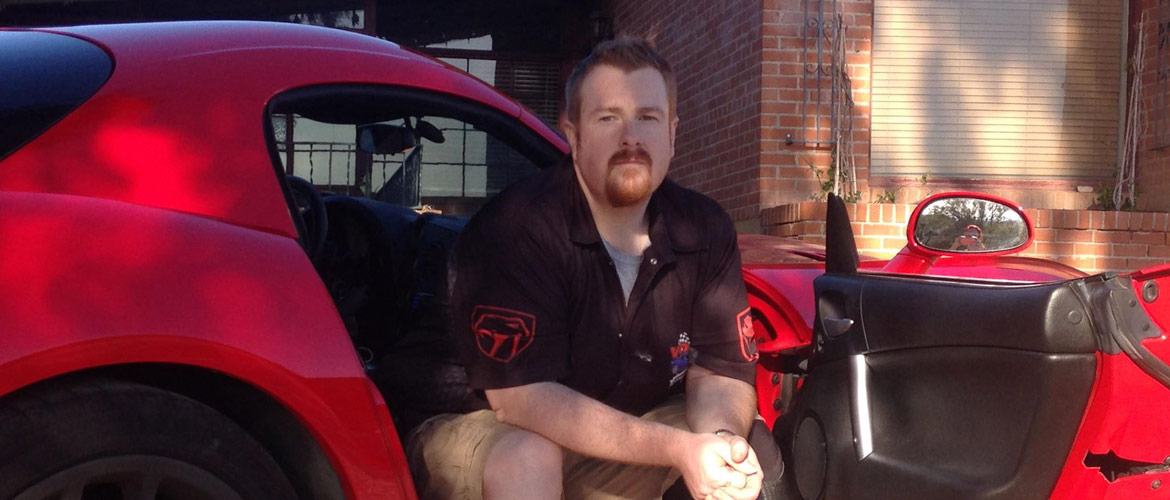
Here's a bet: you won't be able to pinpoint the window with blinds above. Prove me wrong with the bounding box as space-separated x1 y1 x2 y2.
871 0 1123 179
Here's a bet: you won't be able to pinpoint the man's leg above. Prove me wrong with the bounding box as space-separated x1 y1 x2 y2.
409 398 688 500
482 428 563 499
408 409 565 500
561 396 689 500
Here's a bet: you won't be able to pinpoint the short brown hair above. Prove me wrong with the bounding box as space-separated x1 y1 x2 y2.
563 37 677 123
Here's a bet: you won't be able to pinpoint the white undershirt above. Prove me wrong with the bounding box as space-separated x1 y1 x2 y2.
601 238 643 305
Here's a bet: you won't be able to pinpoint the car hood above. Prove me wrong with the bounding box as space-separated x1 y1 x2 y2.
738 233 885 266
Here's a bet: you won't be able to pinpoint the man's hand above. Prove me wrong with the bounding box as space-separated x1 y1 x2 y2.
711 433 763 500
676 433 762 500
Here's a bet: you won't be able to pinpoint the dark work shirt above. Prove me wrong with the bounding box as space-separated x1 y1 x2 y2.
451 161 758 416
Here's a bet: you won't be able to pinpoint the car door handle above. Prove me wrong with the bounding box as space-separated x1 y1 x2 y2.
823 317 854 337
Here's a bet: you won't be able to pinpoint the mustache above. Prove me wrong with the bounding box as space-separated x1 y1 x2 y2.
607 147 652 168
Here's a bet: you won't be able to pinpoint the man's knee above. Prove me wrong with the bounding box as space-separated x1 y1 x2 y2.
483 428 564 484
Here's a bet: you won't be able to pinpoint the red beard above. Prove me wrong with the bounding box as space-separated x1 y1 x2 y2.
606 147 653 207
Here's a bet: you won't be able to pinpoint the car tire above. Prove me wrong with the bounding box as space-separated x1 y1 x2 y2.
0 379 298 500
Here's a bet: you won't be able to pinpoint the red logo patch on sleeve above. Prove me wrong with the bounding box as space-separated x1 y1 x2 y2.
472 306 537 363
737 308 759 362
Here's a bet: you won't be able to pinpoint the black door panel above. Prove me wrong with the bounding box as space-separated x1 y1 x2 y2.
859 275 1097 354
781 273 1099 499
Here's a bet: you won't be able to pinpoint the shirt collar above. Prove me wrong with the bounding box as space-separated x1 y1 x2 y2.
562 158 689 262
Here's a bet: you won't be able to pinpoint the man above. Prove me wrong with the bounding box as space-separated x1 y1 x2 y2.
409 37 770 500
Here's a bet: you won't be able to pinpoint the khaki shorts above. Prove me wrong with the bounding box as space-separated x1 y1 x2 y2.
406 397 689 500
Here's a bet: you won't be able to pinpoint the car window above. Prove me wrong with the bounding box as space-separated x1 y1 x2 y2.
270 106 544 216
0 31 112 161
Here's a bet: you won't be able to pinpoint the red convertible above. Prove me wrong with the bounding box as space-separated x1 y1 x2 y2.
2 21 1168 500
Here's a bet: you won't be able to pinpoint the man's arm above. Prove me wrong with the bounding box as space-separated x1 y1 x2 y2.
684 364 763 500
684 364 756 436
486 382 754 495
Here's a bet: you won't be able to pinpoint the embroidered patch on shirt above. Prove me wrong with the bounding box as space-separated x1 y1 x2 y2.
472 305 536 363
737 308 759 362
669 331 692 386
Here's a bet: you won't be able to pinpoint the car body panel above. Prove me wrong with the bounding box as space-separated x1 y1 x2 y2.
0 190 414 499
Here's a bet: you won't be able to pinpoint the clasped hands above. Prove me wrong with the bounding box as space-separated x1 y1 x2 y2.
678 432 762 500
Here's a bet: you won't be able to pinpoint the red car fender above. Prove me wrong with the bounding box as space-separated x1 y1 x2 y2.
743 268 816 354
0 191 415 499
743 267 816 427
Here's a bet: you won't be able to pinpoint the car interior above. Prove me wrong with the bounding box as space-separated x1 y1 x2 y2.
265 84 563 434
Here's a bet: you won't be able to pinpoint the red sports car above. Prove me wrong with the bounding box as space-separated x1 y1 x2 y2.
2 21 1168 500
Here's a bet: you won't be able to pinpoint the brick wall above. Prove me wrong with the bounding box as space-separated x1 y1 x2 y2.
762 0 874 206
608 0 764 222
763 0 1125 212
609 0 1166 228
1133 0 1170 212
761 201 1170 273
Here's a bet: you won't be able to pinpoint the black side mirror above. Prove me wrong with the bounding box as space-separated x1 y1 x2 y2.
357 124 418 154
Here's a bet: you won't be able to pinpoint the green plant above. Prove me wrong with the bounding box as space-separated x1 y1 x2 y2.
1092 183 1138 211
808 161 861 202
874 189 896 204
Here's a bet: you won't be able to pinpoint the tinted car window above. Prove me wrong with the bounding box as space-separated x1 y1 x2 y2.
0 31 112 161
268 85 560 216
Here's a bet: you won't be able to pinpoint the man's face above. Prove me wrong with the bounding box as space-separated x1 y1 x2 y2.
561 64 678 208
960 229 981 245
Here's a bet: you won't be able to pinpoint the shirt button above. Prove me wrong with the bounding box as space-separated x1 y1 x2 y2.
649 258 658 266
617 331 623 338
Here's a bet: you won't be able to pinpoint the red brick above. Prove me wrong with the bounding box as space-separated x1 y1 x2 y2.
1090 211 1108 229
1076 211 1091 230
1033 241 1070 256
860 223 901 236
1133 232 1166 245
1142 213 1156 231
855 204 870 222
855 236 883 251
1112 212 1130 230
1102 211 1121 230
1055 229 1093 243
1150 245 1170 258
1111 244 1150 257
1130 213 1146 231
1050 211 1070 229
896 204 911 222
1025 209 1041 227
1033 228 1055 243
882 237 907 250
1057 255 1095 272
1127 258 1166 270
1073 243 1108 256
805 202 827 220
1155 213 1169 231
1092 231 1132 244
1095 257 1130 271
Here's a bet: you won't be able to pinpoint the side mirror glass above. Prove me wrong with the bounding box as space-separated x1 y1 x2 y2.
912 196 1030 254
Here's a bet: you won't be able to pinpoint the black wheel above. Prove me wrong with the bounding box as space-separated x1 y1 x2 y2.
0 379 298 500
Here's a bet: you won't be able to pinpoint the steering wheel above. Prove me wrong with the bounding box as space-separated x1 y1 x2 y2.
286 175 328 262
